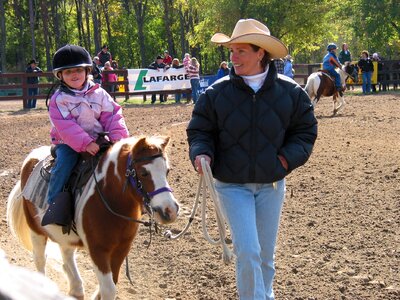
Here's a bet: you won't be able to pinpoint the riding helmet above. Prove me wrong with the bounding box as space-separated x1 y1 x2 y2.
327 43 337 51
52 44 92 79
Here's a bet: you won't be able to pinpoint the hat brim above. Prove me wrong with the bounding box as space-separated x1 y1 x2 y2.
52 64 92 80
211 33 288 59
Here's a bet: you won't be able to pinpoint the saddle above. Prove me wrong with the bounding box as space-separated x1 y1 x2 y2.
318 69 344 95
40 134 113 232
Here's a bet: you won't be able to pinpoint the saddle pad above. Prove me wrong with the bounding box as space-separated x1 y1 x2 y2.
22 158 50 210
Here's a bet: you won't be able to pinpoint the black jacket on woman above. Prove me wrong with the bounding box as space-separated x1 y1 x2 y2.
358 58 374 73
187 63 318 184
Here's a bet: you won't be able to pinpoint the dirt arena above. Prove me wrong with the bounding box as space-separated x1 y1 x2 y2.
0 92 399 300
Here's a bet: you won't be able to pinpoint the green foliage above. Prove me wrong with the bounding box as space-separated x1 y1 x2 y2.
1 0 399 72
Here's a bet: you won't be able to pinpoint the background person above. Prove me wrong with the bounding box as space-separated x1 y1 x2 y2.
102 61 118 94
338 43 352 64
148 55 167 104
97 44 112 67
216 61 230 79
322 43 343 92
91 56 102 84
171 58 185 103
25 59 42 109
273 58 284 74
187 18 318 300
186 57 200 104
283 55 294 79
358 50 374 94
163 50 173 66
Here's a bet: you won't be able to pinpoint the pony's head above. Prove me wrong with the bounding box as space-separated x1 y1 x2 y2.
123 136 180 224
338 68 352 85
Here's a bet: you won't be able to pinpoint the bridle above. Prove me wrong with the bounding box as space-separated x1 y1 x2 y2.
125 152 173 216
93 151 172 226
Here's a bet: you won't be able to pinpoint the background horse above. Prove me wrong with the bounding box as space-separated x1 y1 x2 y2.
305 67 350 116
7 136 180 300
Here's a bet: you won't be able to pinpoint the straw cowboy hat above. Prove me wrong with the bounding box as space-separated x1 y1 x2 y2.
211 19 288 59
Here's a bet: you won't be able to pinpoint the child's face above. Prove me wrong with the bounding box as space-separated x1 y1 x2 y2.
61 67 86 89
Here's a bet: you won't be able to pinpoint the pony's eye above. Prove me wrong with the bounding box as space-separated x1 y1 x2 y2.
140 170 149 177
166 168 170 176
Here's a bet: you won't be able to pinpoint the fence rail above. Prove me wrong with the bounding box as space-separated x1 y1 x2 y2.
1 61 399 108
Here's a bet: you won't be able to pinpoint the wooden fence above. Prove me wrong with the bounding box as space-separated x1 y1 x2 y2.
1 61 399 109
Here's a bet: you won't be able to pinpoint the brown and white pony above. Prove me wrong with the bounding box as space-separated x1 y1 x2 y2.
7 136 180 300
305 67 351 116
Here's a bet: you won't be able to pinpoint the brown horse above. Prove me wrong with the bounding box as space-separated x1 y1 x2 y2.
7 136 180 300
305 68 350 116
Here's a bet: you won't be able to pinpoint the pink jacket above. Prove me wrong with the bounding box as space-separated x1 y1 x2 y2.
49 82 129 152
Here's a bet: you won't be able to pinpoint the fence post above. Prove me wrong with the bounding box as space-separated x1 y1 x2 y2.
21 73 28 109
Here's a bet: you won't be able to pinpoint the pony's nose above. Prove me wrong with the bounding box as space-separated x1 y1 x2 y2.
153 202 179 223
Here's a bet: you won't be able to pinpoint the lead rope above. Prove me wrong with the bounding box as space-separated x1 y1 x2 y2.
165 157 233 264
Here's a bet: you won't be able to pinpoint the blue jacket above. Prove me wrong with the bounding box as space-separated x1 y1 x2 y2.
323 52 341 70
187 63 318 184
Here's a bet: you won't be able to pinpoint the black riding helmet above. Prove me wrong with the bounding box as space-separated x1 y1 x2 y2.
52 44 92 80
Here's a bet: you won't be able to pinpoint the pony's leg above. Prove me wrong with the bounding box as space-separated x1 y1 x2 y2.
59 246 84 299
333 95 346 116
31 231 47 273
92 266 116 300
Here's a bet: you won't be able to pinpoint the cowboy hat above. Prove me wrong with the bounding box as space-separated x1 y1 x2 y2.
211 19 287 59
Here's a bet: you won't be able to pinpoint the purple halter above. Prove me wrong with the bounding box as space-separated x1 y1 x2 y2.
126 153 173 204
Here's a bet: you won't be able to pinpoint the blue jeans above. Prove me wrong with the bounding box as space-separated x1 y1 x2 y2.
47 144 79 204
175 93 181 103
215 179 286 300
327 68 341 88
190 78 200 104
28 88 38 108
362 71 372 93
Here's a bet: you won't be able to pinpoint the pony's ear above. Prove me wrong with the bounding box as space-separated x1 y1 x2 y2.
159 136 170 150
130 136 147 155
151 136 170 150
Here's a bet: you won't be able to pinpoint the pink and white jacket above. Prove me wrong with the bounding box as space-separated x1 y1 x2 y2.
49 82 129 152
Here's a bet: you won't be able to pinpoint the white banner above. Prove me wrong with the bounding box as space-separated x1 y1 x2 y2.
127 68 191 92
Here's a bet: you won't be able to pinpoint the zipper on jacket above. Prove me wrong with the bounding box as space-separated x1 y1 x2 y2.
249 94 257 181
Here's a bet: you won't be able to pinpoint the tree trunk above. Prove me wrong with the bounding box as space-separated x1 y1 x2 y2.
0 0 6 71
162 0 175 57
74 0 84 45
133 0 148 68
50 0 61 48
84 0 91 51
13 0 25 70
40 0 52 70
100 0 112 48
91 0 101 53
28 0 36 59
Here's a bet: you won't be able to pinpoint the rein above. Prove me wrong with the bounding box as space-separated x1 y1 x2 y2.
163 158 233 264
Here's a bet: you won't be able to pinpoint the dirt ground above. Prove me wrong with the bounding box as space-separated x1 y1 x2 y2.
0 91 399 300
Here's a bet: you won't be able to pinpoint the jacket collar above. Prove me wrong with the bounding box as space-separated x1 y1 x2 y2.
59 80 100 96
229 62 278 93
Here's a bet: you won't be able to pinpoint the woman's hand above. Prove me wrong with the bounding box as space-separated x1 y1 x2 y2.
194 155 211 174
86 142 100 156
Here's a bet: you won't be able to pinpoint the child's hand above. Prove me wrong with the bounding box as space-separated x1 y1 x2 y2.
86 142 100 156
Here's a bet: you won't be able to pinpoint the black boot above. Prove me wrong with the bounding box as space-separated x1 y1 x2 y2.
41 191 73 230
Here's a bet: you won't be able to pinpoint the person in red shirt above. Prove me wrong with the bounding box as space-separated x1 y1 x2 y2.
163 50 173 66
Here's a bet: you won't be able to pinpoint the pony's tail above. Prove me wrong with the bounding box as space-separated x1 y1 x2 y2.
6 181 33 252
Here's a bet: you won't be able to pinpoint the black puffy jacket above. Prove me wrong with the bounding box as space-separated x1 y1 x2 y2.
187 63 318 184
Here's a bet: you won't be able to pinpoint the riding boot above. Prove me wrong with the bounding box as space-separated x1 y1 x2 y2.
41 191 73 232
